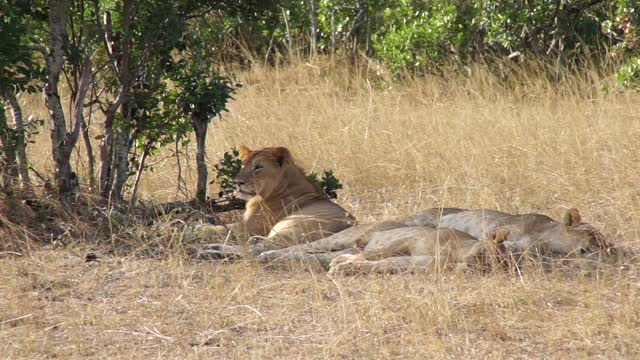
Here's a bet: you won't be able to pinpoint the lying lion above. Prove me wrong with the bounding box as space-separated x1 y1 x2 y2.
258 207 615 270
257 220 511 274
257 208 461 267
197 146 355 258
402 208 614 258
327 227 511 275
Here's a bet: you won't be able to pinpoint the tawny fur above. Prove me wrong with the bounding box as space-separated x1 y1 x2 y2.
258 207 615 270
401 208 613 258
197 146 355 257
326 227 511 275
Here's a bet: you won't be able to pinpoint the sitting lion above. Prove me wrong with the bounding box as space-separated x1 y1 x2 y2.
197 145 355 258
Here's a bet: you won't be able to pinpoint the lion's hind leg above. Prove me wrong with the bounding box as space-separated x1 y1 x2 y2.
258 247 360 270
257 223 391 263
328 255 434 276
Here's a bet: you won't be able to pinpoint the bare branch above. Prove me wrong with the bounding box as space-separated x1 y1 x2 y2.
83 99 103 108
68 56 93 152
185 8 217 20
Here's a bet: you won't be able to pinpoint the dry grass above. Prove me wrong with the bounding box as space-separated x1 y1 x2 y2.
3 59 640 358
2 251 639 358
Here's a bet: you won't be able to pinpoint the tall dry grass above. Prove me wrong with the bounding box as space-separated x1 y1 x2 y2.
158 59 638 244
3 59 640 358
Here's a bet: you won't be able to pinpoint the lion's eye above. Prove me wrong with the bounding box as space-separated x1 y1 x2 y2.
253 165 263 173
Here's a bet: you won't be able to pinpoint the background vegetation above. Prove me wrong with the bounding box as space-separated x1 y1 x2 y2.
1 0 639 203
1 0 640 358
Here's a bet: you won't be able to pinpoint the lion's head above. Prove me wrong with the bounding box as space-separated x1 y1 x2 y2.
234 145 322 201
556 208 613 257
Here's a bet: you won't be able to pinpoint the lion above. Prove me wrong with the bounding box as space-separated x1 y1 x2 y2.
327 227 511 275
197 145 355 259
401 208 614 258
257 207 615 270
257 208 473 269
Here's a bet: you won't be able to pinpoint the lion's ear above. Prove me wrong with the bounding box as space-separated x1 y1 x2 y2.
563 208 582 227
239 145 252 161
272 147 292 166
491 228 510 245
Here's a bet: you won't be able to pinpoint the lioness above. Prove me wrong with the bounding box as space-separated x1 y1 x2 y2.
257 208 465 268
258 207 614 270
403 208 614 258
327 227 511 275
198 146 355 258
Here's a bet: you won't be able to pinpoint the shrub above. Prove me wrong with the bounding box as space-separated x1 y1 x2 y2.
616 57 640 90
307 170 343 199
372 0 466 73
213 148 243 198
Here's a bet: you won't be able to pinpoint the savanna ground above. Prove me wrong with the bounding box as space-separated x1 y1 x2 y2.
2 60 640 358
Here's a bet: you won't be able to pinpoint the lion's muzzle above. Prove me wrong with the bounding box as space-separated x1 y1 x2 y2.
234 179 256 200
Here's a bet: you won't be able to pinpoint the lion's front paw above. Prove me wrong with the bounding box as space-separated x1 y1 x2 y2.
256 250 280 263
195 224 229 240
328 254 359 268
328 263 350 276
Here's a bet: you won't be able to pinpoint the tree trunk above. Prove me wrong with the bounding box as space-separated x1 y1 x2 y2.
44 0 92 198
81 117 95 192
110 128 132 203
364 6 371 55
3 88 32 194
99 111 115 197
96 0 132 199
330 9 336 58
129 144 150 207
309 0 318 58
192 115 208 203
280 6 293 56
0 101 18 196
45 0 71 197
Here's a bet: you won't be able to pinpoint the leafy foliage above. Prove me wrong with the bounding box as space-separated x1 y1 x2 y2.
196 0 640 78
372 0 467 72
213 148 243 198
616 57 640 89
307 169 343 199
169 58 238 126
608 0 640 60
0 1 42 93
0 0 44 93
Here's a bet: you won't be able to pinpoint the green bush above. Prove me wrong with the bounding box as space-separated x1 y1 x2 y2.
372 0 467 73
616 57 640 90
307 169 343 199
477 0 606 55
213 148 243 198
